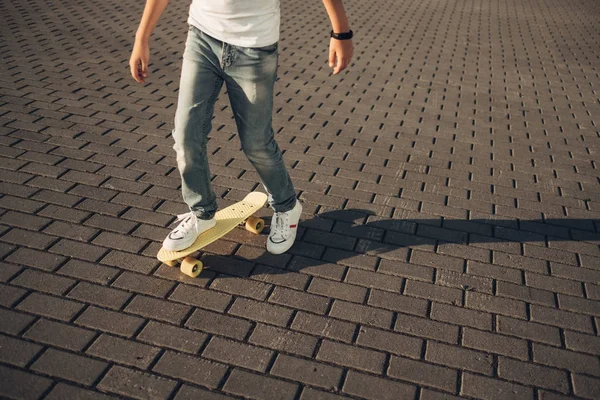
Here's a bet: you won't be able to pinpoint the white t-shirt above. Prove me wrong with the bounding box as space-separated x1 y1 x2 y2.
188 0 280 48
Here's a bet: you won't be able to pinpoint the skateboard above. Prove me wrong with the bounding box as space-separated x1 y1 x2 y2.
157 191 268 277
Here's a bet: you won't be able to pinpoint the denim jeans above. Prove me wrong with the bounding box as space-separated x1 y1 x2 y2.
172 25 296 219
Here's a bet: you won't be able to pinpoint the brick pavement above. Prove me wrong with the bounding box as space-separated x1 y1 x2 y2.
0 0 599 399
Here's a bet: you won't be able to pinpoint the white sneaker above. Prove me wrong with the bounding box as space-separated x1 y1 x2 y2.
267 201 302 255
163 212 216 251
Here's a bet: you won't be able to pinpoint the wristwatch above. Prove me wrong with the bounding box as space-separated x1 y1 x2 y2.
331 30 353 40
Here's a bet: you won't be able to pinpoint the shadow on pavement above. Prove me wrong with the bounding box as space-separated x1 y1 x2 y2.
207 208 599 278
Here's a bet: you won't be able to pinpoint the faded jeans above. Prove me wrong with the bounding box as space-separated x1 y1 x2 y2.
172 25 296 219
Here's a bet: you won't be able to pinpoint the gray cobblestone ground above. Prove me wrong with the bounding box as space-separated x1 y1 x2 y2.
1 0 599 399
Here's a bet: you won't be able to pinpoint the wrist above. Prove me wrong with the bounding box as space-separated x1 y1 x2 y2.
135 31 151 44
331 30 353 40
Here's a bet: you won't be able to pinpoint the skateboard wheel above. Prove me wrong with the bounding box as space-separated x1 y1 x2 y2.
245 216 264 234
164 260 178 267
180 256 203 278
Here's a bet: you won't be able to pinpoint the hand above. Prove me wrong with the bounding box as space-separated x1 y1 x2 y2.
130 40 150 84
329 38 353 75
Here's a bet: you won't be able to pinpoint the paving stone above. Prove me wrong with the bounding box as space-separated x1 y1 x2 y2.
420 388 463 400
24 318 96 351
223 368 299 400
38 204 91 223
317 339 386 374
343 370 417 400
405 279 463 305
43 220 98 242
185 307 252 340
100 250 159 274
0 334 44 367
45 383 119 400
267 285 330 316
249 264 310 290
153 351 228 389
84 213 139 234
111 271 175 297
138 321 208 354
532 343 600 376
558 294 600 317
430 302 492 331
210 275 272 301
0 262 21 282
125 294 192 324
426 341 493 375
465 291 527 319
299 388 349 400
0 364 53 400
368 289 429 316
11 268 75 295
572 374 600 400
498 357 570 393
271 353 343 390
67 281 132 310
0 210 51 231
203 336 274 372
497 315 562 346
0 282 28 307
526 272 585 297
387 355 458 393
31 348 108 386
461 372 534 400
357 326 423 359
174 386 237 400
49 238 108 262
378 259 435 282
496 281 556 307
249 323 319 357
16 292 84 321
308 277 367 303
530 304 595 333
0 308 36 335
87 334 161 369
410 249 464 272
395 313 460 344
5 247 66 271
97 365 177 400
329 300 394 329
57 259 119 284
462 328 529 360
2 228 57 250
76 306 145 337
291 311 357 343
228 297 293 327
564 331 600 356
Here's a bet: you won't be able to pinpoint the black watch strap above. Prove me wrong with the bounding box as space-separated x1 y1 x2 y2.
331 30 353 40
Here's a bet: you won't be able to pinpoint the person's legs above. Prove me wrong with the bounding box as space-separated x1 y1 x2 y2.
164 26 224 251
222 42 300 254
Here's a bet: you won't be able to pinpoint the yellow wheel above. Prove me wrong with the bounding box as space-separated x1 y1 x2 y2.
245 216 265 234
164 260 178 267
180 256 203 278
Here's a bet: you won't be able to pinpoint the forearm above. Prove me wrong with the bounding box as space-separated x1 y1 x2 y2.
322 0 350 33
135 0 170 43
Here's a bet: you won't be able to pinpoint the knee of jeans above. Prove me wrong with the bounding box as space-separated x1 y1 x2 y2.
243 141 280 165
172 132 206 169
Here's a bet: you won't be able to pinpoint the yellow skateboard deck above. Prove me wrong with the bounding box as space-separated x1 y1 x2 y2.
157 191 268 277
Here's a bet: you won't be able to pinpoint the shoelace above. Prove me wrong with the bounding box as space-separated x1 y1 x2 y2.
174 212 197 235
271 212 289 240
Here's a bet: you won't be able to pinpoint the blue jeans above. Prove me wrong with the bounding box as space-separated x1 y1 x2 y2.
172 25 296 219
